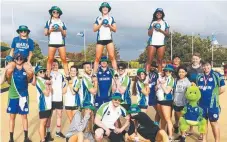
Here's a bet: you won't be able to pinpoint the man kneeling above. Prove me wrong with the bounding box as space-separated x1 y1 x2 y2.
125 104 169 142
94 92 130 142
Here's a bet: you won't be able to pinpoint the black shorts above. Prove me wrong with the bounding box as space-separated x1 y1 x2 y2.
138 105 148 109
65 106 79 110
121 104 130 111
52 101 63 110
97 40 113 46
150 45 165 49
39 110 52 119
48 44 65 48
173 105 184 112
157 100 173 106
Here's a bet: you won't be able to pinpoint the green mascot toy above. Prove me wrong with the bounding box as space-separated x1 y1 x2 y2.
179 85 207 142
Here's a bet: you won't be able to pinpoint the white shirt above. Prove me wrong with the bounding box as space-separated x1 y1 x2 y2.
148 20 169 46
45 19 67 45
51 71 65 102
94 16 116 41
96 102 127 129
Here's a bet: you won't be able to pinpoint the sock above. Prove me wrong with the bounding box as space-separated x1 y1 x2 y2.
46 127 51 133
24 130 28 139
10 132 14 141
56 126 61 133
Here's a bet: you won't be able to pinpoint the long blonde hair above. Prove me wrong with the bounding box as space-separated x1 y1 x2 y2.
81 109 94 133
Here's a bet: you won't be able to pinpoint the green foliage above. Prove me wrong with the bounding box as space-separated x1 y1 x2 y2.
30 41 45 66
137 32 227 67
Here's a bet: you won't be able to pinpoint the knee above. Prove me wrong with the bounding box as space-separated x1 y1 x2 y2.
77 131 84 137
61 58 67 64
47 57 54 63
95 56 101 62
108 55 115 61
57 111 62 118
22 115 28 120
95 128 104 140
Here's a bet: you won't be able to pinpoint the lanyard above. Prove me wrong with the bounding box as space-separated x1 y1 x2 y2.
203 74 210 86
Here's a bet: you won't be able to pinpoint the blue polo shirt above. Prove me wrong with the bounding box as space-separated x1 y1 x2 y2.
197 70 225 108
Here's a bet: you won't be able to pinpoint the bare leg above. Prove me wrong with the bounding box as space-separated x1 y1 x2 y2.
155 130 169 142
93 44 104 73
161 105 173 137
58 47 69 76
56 109 63 133
146 46 156 72
153 105 160 123
21 114 28 131
106 42 117 71
47 47 57 77
39 118 48 141
156 46 166 72
69 132 84 142
210 121 220 142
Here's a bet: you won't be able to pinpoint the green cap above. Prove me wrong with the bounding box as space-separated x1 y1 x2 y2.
81 102 95 111
99 2 111 12
111 92 123 101
49 6 63 16
137 68 146 75
128 104 141 114
16 25 30 34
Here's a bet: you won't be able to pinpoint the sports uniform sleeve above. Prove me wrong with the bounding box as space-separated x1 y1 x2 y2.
73 79 81 91
111 16 116 25
121 76 129 88
62 22 67 30
94 17 99 25
28 39 34 52
37 78 46 91
120 106 128 117
164 21 170 30
96 103 106 117
167 77 174 87
84 78 93 89
44 20 49 29
218 73 225 87
11 37 16 49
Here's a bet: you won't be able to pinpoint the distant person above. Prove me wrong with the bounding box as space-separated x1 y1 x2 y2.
66 102 95 142
112 63 131 110
196 61 225 142
187 53 203 84
148 61 160 125
34 65 53 142
93 2 118 76
94 92 130 142
125 104 169 142
146 8 170 73
156 64 174 141
64 65 81 122
132 68 150 112
223 63 227 80
2 25 34 84
44 6 69 79
95 56 114 108
4 53 33 142
172 55 181 78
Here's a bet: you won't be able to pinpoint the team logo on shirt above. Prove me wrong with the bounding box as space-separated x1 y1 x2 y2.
209 78 213 82
195 108 198 112
8 107 11 111
107 71 110 74
25 108 28 112
213 114 218 118
200 78 203 81
23 72 27 75
99 71 102 75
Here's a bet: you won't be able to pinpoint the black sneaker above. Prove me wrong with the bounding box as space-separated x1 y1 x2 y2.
24 138 32 142
55 132 65 138
45 132 54 141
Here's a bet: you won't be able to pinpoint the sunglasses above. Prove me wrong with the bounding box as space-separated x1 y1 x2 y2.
52 11 59 14
113 99 121 102
19 30 27 33
118 67 125 70
15 57 24 61
39 70 46 74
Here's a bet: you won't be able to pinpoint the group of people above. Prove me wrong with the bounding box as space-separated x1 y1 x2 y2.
0 2 226 142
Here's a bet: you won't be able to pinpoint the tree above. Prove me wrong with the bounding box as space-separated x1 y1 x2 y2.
30 41 45 66
137 32 227 67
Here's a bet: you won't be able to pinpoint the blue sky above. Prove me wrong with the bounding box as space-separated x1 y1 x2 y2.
1 0 227 60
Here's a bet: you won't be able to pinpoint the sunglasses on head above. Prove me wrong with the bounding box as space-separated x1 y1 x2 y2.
52 11 59 14
39 70 46 74
19 30 27 33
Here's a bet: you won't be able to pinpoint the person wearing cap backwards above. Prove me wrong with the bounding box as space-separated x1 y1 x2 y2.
66 102 95 142
44 6 69 80
2 25 34 84
79 62 98 106
93 2 118 76
147 61 160 125
34 65 54 142
95 56 114 108
2 53 33 142
196 61 225 142
132 68 150 112
94 92 130 142
156 64 174 141
125 104 169 142
146 8 170 73
112 62 131 110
